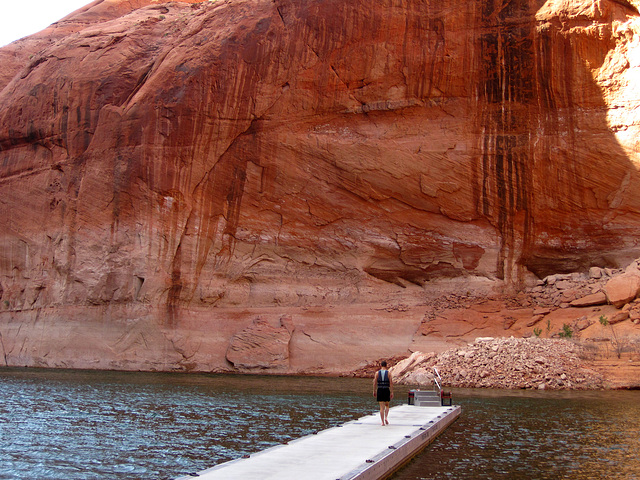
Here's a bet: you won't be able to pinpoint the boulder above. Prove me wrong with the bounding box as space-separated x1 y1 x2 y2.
609 311 630 325
604 273 640 308
629 306 640 321
625 262 640 275
570 291 607 307
527 314 545 327
390 351 435 381
589 267 603 279
555 280 573 290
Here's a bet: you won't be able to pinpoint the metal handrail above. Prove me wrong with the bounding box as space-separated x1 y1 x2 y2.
433 376 441 392
433 367 443 393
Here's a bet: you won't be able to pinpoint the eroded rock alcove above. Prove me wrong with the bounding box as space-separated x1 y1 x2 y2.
1 0 640 374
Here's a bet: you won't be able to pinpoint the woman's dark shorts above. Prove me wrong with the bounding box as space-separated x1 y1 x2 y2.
377 388 391 402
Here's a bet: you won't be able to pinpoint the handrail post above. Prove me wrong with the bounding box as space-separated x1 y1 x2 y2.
433 367 442 393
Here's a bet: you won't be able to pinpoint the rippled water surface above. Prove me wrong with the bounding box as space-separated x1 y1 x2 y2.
395 389 640 480
1 368 639 480
0 368 384 480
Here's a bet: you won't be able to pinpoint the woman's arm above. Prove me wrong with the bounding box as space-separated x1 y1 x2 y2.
372 371 378 396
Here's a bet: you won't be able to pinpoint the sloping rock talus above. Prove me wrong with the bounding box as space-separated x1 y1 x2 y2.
389 337 606 390
1 0 640 373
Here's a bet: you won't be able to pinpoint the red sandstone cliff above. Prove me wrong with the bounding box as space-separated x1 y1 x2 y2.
1 0 640 375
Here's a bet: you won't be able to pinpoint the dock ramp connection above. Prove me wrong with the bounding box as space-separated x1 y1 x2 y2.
178 403 460 480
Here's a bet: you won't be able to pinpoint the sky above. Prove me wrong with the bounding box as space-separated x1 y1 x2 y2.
0 0 92 47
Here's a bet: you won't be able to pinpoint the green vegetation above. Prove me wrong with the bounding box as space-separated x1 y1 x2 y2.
599 314 621 359
533 327 542 337
559 323 573 338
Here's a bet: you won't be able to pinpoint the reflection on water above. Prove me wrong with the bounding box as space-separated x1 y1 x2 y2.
1 369 639 480
394 389 640 480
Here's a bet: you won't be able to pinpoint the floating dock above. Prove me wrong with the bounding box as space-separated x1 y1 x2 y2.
178 403 460 480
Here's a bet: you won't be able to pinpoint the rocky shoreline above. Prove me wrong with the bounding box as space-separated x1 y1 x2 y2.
352 259 640 391
349 335 640 390
389 337 605 390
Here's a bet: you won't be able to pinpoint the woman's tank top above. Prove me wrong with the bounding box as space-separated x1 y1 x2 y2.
377 370 390 389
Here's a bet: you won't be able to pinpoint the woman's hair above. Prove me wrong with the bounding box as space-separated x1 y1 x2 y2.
380 360 387 367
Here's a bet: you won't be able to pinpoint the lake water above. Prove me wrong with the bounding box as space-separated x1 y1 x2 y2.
1 368 639 480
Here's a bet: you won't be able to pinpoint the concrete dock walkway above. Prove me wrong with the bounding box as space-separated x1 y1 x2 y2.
178 404 460 480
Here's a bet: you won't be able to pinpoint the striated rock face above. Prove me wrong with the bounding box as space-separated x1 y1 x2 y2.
1 0 640 373
226 315 294 370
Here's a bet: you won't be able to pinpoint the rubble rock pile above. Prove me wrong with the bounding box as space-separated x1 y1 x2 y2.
526 261 640 319
390 337 605 390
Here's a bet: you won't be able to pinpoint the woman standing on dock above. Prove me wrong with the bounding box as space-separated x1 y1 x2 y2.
373 361 394 426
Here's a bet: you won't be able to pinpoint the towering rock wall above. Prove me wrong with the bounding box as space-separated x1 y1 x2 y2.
1 0 639 372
